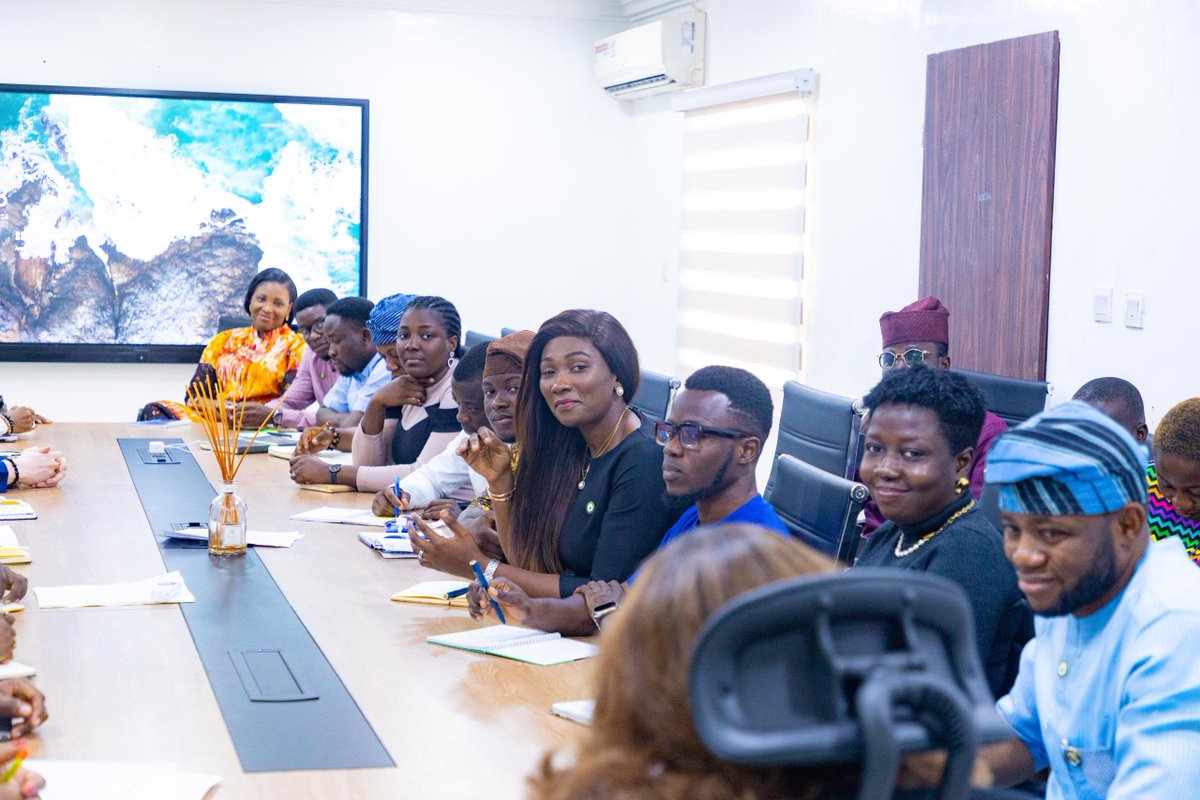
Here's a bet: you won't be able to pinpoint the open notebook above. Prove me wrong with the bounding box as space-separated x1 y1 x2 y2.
0 499 35 521
427 624 598 666
392 580 469 606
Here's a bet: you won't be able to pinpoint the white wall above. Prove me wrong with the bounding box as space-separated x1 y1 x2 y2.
2 0 667 420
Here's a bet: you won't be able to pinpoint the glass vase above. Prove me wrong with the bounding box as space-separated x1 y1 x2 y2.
208 480 247 557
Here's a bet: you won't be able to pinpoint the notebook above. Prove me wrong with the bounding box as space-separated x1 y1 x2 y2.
268 444 355 465
298 483 355 493
34 571 196 608
0 499 35 521
0 661 36 680
358 531 415 558
0 527 30 564
27 760 221 800
290 506 391 527
160 525 303 548
427 624 599 666
392 580 470 607
550 699 595 725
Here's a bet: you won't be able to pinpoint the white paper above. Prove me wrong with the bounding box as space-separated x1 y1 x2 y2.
27 760 221 800
0 527 21 548
0 661 36 679
550 699 595 725
0 499 35 521
245 529 303 548
290 506 390 527
34 571 196 609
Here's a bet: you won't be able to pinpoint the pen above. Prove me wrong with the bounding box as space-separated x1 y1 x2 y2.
446 586 470 598
393 478 402 519
0 748 27 783
470 559 506 624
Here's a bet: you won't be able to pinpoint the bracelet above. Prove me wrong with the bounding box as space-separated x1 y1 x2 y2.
484 559 500 582
3 457 17 488
328 428 340 449
0 415 11 436
487 487 513 502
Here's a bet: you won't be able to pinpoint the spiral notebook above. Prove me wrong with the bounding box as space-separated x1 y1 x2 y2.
427 624 598 666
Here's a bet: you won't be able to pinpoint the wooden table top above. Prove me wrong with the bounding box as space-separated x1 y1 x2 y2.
6 423 592 799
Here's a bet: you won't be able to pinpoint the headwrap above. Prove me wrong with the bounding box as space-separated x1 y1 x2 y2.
985 400 1148 516
367 293 415 346
879 296 951 348
484 330 534 378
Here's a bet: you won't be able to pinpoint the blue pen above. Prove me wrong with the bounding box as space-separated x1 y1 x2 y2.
470 559 506 624
393 478 402 519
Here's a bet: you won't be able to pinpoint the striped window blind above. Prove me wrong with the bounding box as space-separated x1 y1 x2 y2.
676 91 811 390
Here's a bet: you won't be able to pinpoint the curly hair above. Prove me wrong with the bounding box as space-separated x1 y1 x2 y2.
403 295 463 357
862 365 985 454
529 524 841 800
684 366 774 440
1154 398 1200 463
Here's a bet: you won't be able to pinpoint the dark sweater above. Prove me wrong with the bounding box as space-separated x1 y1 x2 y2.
854 492 1033 698
556 422 688 597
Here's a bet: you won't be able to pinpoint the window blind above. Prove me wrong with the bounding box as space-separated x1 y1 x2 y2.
676 91 810 390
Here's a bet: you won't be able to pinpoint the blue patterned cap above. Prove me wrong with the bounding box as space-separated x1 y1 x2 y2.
367 293 415 345
985 400 1148 516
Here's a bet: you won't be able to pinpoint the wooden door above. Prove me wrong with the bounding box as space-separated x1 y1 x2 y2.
919 31 1060 380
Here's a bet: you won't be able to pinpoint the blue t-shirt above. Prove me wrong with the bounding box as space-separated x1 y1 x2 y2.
629 494 786 584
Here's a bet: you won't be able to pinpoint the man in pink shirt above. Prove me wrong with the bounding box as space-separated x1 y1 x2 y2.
276 288 340 429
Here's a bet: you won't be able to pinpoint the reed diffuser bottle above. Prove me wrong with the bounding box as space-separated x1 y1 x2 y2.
208 480 247 556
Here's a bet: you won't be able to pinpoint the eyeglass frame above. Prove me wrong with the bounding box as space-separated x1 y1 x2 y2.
654 420 747 450
297 317 326 339
877 348 933 370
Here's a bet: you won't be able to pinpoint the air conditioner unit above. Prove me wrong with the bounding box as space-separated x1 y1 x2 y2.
594 11 706 99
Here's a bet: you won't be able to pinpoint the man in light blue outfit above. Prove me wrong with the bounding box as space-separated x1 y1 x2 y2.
981 400 1200 799
316 297 393 428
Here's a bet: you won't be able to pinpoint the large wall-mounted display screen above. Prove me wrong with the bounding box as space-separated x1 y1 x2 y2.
0 84 368 362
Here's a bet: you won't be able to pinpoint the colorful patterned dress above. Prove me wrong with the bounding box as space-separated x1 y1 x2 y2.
1147 462 1200 565
155 326 307 421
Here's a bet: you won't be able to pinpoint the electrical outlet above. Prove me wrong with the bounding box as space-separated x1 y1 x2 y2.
1124 291 1145 329
1093 286 1112 323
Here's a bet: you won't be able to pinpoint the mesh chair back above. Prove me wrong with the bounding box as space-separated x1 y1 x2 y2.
764 454 869 563
631 369 681 424
463 330 498 351
690 570 1012 799
954 368 1049 428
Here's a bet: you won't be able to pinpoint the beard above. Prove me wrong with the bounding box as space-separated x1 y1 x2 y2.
1039 536 1120 617
661 450 736 508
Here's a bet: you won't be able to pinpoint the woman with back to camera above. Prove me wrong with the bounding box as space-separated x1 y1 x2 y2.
413 309 686 596
853 366 1032 698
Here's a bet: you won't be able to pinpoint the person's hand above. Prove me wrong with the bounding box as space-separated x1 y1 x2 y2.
371 486 410 517
289 455 335 485
235 401 272 429
408 512 485 579
418 499 461 520
0 679 47 737
0 742 44 800
460 511 504 561
456 427 512 486
468 577 533 625
371 376 426 409
6 408 49 434
296 426 335 455
575 580 625 615
0 568 27 605
11 448 66 488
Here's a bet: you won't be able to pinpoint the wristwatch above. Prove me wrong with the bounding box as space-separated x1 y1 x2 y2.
328 463 342 485
590 600 620 630
272 408 283 427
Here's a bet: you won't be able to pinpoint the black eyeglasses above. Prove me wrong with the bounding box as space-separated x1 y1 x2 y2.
298 318 325 338
878 348 932 369
654 421 745 449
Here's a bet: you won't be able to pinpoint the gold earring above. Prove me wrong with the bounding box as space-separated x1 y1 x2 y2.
955 476 969 495
616 385 624 397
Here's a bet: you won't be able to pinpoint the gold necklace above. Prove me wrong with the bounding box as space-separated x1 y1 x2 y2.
578 407 630 491
893 500 975 558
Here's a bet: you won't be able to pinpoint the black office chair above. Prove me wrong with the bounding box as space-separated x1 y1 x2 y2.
954 368 1049 428
766 381 865 497
765 454 869 564
690 570 1017 800
631 369 681 424
217 314 251 332
463 330 498 351
500 327 519 337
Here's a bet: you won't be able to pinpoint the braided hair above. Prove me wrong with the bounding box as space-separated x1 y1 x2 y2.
404 295 463 357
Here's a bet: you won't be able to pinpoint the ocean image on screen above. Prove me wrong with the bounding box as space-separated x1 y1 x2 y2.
0 91 364 348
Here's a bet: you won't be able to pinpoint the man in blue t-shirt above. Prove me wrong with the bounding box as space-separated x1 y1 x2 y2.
466 365 785 635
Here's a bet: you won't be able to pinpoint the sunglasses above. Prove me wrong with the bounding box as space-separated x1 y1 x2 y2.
878 348 932 369
654 421 745 450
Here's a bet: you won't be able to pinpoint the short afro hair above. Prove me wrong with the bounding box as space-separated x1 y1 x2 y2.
324 297 374 329
453 341 489 383
294 288 337 315
863 365 985 454
1154 398 1200 463
1073 377 1146 424
683 366 774 440
243 268 298 324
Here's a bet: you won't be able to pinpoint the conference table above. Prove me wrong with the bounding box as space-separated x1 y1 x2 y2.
7 423 592 798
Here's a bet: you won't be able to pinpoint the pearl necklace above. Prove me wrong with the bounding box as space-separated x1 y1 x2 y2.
893 500 975 558
578 407 630 491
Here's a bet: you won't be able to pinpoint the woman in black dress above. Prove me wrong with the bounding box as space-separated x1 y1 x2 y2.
854 366 1032 698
